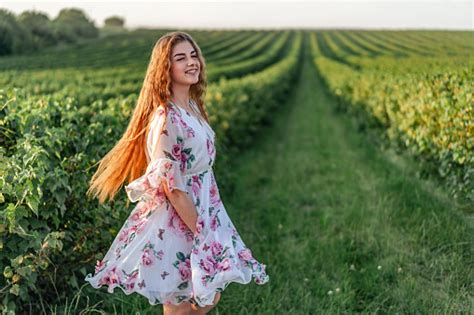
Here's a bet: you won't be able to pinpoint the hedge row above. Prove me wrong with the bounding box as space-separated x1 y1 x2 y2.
309 33 473 201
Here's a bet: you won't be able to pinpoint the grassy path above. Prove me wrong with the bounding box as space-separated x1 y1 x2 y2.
212 38 473 314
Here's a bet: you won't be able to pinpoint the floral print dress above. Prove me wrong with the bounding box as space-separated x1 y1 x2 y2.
84 99 269 307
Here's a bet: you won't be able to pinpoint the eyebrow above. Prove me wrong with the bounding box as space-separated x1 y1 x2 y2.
173 50 196 58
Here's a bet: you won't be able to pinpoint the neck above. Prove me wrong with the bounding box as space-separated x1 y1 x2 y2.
171 85 191 107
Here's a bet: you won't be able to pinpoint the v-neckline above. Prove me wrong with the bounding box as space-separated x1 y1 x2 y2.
170 100 204 125
168 99 215 139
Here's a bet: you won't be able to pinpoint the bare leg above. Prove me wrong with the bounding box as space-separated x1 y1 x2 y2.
163 301 195 315
162 292 221 315
190 292 221 315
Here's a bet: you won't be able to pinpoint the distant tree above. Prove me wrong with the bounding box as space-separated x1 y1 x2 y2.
52 8 98 43
18 10 56 49
0 8 33 55
104 16 125 28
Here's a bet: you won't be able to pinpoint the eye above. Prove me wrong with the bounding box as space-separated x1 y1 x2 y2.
177 55 197 61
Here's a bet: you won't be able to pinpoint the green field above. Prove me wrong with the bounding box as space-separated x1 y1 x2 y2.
1 30 472 314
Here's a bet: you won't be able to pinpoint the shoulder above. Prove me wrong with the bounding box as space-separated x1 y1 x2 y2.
150 105 184 135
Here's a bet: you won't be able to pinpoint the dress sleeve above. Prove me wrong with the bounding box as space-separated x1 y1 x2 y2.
125 107 188 203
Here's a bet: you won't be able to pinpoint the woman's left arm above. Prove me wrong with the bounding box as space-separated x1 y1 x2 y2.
163 186 198 234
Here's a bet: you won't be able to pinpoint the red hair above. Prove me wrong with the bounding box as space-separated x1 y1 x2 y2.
86 31 209 205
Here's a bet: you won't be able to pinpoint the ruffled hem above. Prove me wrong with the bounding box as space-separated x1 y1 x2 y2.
84 263 268 307
192 261 269 307
125 158 188 203
84 273 193 306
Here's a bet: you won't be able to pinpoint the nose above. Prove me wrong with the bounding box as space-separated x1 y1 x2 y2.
188 58 197 67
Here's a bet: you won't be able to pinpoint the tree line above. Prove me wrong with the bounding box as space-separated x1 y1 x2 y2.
0 7 126 56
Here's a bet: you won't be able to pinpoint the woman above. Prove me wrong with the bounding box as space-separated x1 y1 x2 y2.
84 31 269 314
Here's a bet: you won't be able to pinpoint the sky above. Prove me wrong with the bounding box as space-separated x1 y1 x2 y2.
2 0 473 30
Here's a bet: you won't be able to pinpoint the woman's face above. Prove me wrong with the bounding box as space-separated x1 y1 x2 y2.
170 41 200 86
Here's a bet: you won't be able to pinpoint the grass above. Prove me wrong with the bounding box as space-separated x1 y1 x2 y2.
210 42 473 314
75 38 473 314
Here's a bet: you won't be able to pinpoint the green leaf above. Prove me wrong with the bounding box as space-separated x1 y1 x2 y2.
9 284 20 296
177 281 188 290
25 195 39 216
3 266 13 278
176 251 185 262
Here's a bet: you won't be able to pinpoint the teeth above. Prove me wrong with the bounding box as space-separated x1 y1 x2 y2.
186 69 197 74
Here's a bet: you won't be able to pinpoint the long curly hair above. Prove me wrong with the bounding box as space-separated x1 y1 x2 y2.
86 31 209 205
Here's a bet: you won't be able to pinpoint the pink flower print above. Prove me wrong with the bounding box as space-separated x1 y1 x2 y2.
125 282 135 291
210 184 220 207
238 248 253 261
124 269 139 291
178 216 190 233
252 262 269 285
167 207 181 230
199 256 216 275
130 201 156 222
99 266 121 286
178 116 195 139
207 138 215 156
201 275 208 287
94 259 106 274
252 260 259 270
196 216 205 234
128 225 138 237
118 228 130 243
130 205 144 221
98 275 107 286
142 177 153 191
172 144 182 160
168 207 193 239
110 267 120 284
186 127 195 138
176 115 187 128
185 230 194 242
168 174 176 189
217 257 231 272
141 248 154 266
210 214 219 231
178 115 186 126
152 188 167 205
178 258 191 281
180 154 188 172
131 212 140 221
191 175 202 196
150 185 167 205
210 241 223 257
133 220 147 235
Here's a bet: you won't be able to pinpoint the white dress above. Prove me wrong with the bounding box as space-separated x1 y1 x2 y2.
84 99 269 307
